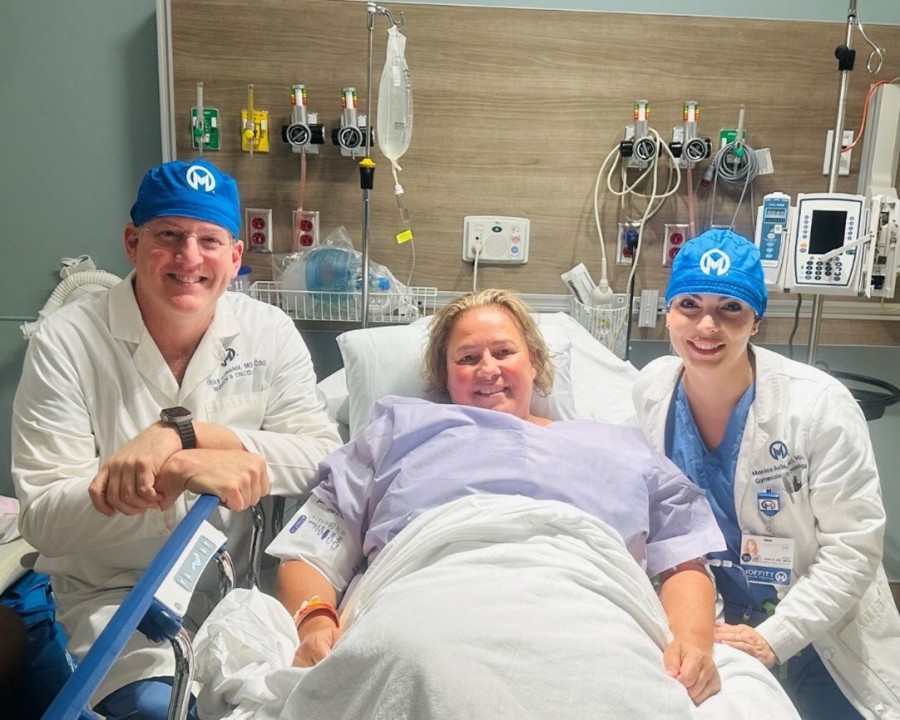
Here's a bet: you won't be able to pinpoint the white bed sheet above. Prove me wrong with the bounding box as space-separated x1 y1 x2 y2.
193 496 799 720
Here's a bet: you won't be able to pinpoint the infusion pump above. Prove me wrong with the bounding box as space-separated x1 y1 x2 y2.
754 192 900 298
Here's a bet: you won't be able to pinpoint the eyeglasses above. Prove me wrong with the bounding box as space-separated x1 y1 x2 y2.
142 223 234 255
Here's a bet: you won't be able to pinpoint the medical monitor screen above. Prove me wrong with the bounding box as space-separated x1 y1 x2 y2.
808 209 847 255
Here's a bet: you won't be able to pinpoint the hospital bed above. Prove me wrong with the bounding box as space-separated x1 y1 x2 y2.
317 311 641 441
184 312 801 720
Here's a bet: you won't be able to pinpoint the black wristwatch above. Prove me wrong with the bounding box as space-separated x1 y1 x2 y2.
159 406 196 450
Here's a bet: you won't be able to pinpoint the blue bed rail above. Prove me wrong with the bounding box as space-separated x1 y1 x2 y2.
42 494 221 720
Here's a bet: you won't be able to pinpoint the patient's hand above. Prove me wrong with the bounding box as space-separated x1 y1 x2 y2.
293 616 343 667
714 622 777 668
664 634 721 704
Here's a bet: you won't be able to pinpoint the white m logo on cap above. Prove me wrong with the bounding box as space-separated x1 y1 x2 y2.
699 249 730 276
186 165 216 192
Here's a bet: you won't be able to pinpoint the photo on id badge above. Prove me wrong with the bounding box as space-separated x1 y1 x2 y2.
740 532 794 588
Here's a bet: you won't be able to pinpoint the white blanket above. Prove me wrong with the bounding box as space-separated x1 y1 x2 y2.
194 495 799 720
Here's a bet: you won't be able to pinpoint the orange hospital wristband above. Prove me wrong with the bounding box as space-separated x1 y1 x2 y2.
293 596 340 629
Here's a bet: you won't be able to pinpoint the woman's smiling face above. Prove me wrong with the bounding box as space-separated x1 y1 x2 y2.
666 294 758 372
445 306 537 421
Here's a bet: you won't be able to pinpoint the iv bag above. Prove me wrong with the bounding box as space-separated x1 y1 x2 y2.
377 25 413 164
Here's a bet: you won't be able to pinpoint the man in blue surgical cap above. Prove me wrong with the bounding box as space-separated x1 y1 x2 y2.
11 159 342 718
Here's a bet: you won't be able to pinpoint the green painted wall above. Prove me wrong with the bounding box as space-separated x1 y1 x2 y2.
0 0 162 497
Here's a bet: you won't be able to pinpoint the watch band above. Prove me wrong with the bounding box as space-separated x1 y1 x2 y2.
160 406 196 450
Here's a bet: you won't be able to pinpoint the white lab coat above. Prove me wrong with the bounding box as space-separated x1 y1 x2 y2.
633 345 900 719
11 272 342 703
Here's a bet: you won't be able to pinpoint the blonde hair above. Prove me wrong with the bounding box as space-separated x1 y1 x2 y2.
422 289 553 397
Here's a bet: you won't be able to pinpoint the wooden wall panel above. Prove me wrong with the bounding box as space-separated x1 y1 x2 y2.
170 0 900 345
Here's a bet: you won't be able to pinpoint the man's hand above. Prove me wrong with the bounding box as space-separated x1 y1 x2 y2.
155 449 269 511
663 633 722 704
293 615 342 667
89 423 182 516
715 622 778 667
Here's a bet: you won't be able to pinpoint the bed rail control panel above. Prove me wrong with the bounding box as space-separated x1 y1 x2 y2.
138 521 227 643
44 494 222 720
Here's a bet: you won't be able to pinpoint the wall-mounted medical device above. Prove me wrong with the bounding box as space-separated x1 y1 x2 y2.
241 84 270 154
786 193 866 295
753 191 900 298
332 86 374 158
281 84 325 154
754 192 792 288
856 83 900 298
670 101 711 169
191 82 219 152
619 100 657 170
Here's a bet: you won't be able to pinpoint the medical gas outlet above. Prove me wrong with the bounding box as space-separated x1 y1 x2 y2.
332 87 374 158
670 101 711 168
191 82 219 152
282 84 325 154
241 84 270 153
616 223 641 265
620 100 657 170
462 216 529 264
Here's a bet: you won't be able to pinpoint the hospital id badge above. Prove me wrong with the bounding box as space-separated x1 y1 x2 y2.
739 533 794 588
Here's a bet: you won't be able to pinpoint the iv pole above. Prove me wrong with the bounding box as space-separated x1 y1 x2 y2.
359 2 404 328
807 1 857 365
807 0 884 364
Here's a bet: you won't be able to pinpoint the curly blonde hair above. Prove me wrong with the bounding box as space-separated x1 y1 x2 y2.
422 289 553 397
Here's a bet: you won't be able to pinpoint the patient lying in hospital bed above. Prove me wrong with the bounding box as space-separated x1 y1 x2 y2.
191 298 799 719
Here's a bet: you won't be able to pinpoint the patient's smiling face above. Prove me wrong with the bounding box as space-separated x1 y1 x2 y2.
445 305 537 421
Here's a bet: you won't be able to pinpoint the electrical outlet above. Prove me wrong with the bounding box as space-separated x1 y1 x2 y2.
245 208 273 252
662 223 690 266
616 222 641 265
462 216 529 264
823 129 854 176
292 209 319 251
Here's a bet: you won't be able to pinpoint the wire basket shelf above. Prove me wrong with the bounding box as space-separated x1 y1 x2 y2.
250 281 438 324
570 295 630 359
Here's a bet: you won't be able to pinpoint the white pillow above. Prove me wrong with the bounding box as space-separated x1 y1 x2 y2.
336 312 638 438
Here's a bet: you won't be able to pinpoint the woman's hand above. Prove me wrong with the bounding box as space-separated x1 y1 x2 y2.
293 615 343 667
664 633 721 704
715 622 777 667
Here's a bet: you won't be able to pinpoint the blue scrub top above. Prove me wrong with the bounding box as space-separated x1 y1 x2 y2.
666 380 778 619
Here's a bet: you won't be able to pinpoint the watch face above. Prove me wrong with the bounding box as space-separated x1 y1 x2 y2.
162 406 192 421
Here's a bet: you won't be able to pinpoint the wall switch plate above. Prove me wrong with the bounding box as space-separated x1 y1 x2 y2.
823 129 853 176
462 216 529 264
662 223 690 266
292 209 319 251
245 208 273 252
638 288 660 328
616 222 641 265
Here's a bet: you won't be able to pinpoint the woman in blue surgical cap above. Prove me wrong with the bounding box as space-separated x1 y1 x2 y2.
633 228 900 719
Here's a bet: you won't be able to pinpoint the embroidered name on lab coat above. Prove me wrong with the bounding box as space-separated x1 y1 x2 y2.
207 358 268 391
